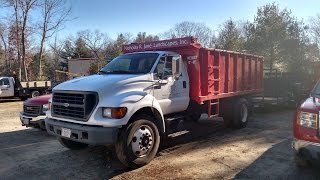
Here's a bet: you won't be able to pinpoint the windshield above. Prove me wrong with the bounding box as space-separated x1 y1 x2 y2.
99 53 159 74
312 82 320 96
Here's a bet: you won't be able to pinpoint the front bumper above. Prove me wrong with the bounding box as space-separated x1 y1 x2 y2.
293 138 320 162
45 118 119 145
20 113 46 129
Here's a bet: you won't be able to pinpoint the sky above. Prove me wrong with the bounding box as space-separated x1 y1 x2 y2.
56 0 320 40
1 0 319 40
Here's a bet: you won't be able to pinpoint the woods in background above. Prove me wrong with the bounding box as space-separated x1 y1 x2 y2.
0 2 319 81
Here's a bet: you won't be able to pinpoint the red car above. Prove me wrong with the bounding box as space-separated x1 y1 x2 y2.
20 94 52 130
293 81 320 167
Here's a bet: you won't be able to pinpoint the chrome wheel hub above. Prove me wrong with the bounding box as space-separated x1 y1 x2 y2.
131 126 153 157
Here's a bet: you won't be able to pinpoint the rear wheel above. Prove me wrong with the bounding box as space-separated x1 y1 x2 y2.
233 98 249 128
58 137 88 150
31 90 40 98
221 98 250 129
294 153 309 167
115 115 160 168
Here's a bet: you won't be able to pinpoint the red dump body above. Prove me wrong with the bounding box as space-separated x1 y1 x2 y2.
123 37 264 104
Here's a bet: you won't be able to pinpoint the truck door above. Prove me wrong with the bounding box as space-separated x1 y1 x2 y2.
0 77 14 98
152 55 189 115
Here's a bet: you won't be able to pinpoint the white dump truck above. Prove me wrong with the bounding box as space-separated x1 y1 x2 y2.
45 37 263 168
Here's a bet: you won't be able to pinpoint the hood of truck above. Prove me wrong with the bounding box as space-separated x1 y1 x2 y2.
299 96 320 113
24 94 52 105
53 74 153 95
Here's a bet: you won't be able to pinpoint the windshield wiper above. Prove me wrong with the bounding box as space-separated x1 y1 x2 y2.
312 92 320 96
103 70 136 74
98 70 108 74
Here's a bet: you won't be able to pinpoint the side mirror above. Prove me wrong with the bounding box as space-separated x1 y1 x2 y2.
155 73 162 79
174 73 180 80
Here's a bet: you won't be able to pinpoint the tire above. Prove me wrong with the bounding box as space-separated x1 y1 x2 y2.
233 98 249 129
221 98 250 129
220 100 233 128
294 153 309 167
58 137 88 150
31 90 40 98
115 115 160 168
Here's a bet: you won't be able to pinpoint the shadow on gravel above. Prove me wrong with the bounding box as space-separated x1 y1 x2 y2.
0 99 21 103
0 128 54 149
234 139 320 180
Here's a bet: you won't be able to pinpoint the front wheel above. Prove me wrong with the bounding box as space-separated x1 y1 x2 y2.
115 115 160 168
58 137 88 150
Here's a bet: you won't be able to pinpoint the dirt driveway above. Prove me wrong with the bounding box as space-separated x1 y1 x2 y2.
0 100 319 179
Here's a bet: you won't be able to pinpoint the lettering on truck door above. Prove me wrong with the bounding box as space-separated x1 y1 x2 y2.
152 54 189 115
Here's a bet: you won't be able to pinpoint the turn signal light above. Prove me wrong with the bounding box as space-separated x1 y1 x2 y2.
102 107 127 119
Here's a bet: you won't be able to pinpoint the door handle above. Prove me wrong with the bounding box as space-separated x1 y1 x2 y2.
183 81 186 88
154 86 161 89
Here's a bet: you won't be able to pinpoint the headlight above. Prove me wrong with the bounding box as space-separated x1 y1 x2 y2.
299 112 318 129
42 104 49 112
102 107 127 119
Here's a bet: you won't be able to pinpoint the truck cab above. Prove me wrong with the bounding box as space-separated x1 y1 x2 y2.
46 37 263 168
293 80 320 167
0 77 15 98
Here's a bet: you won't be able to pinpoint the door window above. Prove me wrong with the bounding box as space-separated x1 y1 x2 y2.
154 56 180 79
0 78 10 87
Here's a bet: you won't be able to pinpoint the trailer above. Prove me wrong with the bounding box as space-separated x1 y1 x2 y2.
46 37 263 168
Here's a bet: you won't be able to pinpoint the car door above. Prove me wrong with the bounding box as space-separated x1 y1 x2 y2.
152 54 189 115
0 77 14 98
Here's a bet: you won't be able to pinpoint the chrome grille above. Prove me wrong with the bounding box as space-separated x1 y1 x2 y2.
52 91 98 121
23 105 41 116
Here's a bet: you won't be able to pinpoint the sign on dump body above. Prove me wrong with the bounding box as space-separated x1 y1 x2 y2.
122 37 194 53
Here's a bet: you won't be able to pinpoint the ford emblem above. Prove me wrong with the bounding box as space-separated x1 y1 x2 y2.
63 103 70 107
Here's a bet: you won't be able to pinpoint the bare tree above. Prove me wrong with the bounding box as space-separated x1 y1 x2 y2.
48 36 64 79
310 14 320 45
19 0 38 81
78 29 111 60
4 0 23 79
38 0 71 79
1 0 38 80
163 21 215 47
134 32 159 43
0 23 8 69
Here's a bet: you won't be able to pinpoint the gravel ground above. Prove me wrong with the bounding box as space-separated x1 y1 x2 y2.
0 100 319 179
